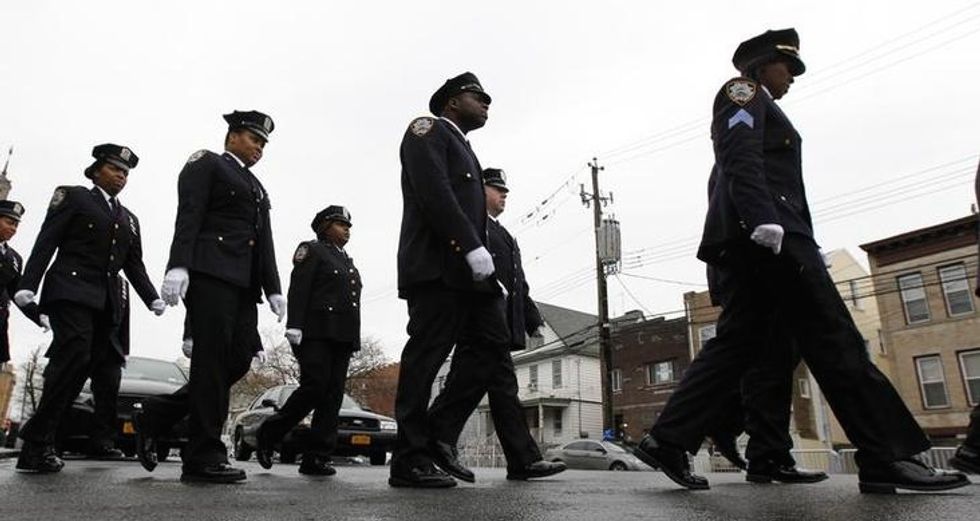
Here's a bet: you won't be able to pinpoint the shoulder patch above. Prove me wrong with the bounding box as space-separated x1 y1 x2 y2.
186 149 208 164
725 79 757 106
49 187 68 209
293 243 310 264
409 117 435 137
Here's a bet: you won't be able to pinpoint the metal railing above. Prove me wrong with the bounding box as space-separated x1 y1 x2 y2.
692 447 960 474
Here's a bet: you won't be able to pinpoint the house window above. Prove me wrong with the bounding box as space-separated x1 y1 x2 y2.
553 410 563 437
915 355 950 409
959 350 980 406
849 280 863 309
552 359 563 389
528 365 538 390
646 361 674 385
938 264 974 317
435 375 446 391
898 273 930 324
698 324 716 351
611 368 622 392
798 378 811 399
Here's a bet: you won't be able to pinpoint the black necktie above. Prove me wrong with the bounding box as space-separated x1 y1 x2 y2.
109 197 120 217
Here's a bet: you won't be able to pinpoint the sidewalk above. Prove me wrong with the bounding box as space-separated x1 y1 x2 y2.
0 447 20 460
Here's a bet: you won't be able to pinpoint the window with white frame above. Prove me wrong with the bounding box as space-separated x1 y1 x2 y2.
611 368 622 392
938 264 974 317
849 280 863 309
552 410 563 437
898 273 930 324
528 364 538 390
959 350 980 407
915 355 950 409
698 324 716 351
646 360 675 385
798 378 811 399
552 359 563 389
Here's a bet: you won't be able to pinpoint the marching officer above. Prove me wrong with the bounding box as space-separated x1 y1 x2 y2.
391 72 509 488
632 28 968 494
428 168 566 481
149 110 284 484
14 144 165 472
0 200 47 364
255 205 362 476
949 158 980 474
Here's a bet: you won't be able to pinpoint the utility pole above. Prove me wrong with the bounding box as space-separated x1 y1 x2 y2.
580 158 616 437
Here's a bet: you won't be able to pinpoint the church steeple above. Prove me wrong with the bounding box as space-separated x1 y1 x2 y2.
0 147 12 200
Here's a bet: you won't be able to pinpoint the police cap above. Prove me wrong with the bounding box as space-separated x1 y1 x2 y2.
429 72 492 116
311 205 352 233
0 200 25 222
482 168 508 193
223 110 275 141
732 28 805 76
87 143 139 178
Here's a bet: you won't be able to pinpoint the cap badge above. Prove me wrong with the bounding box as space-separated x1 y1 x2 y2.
263 116 272 132
13 202 23 214
120 147 132 161
726 79 757 106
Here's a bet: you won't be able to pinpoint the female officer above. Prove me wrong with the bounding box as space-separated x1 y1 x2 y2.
256 205 362 476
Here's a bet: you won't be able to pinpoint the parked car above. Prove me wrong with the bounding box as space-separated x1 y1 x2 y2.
231 384 396 465
543 440 649 471
56 356 189 459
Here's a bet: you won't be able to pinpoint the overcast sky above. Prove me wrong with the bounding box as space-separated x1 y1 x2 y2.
2 0 979 369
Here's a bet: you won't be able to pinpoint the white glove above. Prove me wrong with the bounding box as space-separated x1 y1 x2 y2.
161 268 189 306
820 249 832 268
268 294 286 323
464 246 495 281
253 350 268 365
285 328 303 346
750 224 784 255
181 338 193 359
530 326 544 338
39 314 51 333
14 289 36 307
150 298 167 316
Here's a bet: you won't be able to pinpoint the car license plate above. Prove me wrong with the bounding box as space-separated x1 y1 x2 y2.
351 434 371 446
122 421 135 434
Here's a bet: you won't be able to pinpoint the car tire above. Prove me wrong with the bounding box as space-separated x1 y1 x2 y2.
157 444 170 462
609 461 628 471
370 451 387 466
233 429 253 461
280 449 297 464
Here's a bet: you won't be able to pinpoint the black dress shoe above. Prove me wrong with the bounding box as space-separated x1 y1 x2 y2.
181 463 247 484
746 459 828 484
429 440 474 483
388 462 458 488
858 458 969 494
255 421 275 470
506 459 567 480
132 409 158 472
711 436 747 470
949 444 980 474
16 444 64 473
299 455 337 476
633 435 709 490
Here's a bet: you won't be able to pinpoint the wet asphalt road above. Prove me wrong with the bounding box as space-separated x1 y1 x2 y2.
2 458 980 521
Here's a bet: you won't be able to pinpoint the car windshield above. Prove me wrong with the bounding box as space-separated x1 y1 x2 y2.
603 442 627 453
280 387 362 411
122 358 187 385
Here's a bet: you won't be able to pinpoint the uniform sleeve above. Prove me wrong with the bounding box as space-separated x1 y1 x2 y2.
401 121 484 254
18 187 76 293
167 153 214 271
286 243 317 331
523 281 544 334
713 81 780 231
259 195 282 297
121 213 161 307
7 252 41 325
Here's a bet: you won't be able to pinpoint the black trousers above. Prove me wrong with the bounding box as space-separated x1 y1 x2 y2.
141 273 256 467
652 235 930 464
262 340 353 457
965 405 980 448
392 283 508 469
20 301 121 448
429 342 541 471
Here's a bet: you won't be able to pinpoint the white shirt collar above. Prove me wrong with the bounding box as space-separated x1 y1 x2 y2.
94 185 114 204
439 117 468 141
224 150 246 168
761 85 773 99
488 213 499 223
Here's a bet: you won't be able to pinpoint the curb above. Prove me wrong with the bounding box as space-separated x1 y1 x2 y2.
0 450 20 460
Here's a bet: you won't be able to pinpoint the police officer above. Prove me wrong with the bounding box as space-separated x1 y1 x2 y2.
391 72 509 488
949 159 980 475
632 28 968 494
148 111 283 484
0 200 47 364
254 205 362 476
428 168 566 481
14 144 165 472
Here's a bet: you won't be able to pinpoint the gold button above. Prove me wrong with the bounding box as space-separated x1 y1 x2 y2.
352 303 358 307
348 269 354 273
218 236 224 241
784 139 790 145
328 306 333 311
114 224 119 229
465 173 472 178
351 291 356 296
454 246 461 252
450 239 456 245
88 223 94 229
334 269 339 274
109 255 114 261
231 190 236 196
248 239 255 246
71 271 77 276
112 239 116 245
